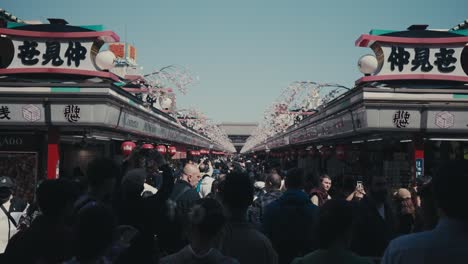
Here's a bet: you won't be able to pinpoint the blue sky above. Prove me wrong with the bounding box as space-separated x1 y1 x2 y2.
3 0 467 122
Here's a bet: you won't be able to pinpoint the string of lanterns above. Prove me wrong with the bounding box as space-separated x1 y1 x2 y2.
120 141 226 158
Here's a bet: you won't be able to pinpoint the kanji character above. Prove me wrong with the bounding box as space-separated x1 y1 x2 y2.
42 41 64 66
434 48 457 73
17 41 40 65
64 42 87 67
387 46 410 72
411 47 433 72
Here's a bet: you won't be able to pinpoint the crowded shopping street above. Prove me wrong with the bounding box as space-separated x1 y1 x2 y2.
1 3 468 264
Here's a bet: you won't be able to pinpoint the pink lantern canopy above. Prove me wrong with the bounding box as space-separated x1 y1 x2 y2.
121 141 136 156
167 146 177 157
200 149 209 155
142 143 154 149
156 145 167 154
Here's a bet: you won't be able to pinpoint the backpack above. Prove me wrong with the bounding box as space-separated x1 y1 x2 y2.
166 185 192 221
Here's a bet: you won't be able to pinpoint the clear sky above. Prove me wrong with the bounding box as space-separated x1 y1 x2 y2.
3 0 467 122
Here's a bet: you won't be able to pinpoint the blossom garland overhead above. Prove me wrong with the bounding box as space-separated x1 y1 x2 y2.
241 81 351 153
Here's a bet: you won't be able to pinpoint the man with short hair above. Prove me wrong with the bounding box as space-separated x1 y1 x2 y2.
220 172 278 264
310 174 332 207
351 174 396 259
160 163 201 254
382 161 468 264
263 168 319 264
249 173 283 226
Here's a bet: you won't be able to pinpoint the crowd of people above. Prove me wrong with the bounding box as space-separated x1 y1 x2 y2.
0 147 467 263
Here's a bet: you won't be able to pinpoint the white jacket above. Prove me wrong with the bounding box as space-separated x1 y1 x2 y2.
199 176 215 198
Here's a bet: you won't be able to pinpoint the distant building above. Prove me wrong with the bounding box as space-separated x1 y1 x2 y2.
219 122 258 153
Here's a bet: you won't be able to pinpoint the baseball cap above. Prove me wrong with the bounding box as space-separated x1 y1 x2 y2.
0 176 14 189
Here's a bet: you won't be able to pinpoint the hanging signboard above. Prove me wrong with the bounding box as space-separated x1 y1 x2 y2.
0 26 119 80
0 103 45 124
355 31 468 84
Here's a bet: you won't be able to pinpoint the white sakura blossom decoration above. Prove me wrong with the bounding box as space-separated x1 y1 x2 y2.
241 81 351 153
177 108 236 152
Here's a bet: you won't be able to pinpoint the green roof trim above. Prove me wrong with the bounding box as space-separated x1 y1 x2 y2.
78 25 104 31
51 87 81 93
6 22 104 31
6 22 25 28
449 29 468 36
369 29 397 35
453 94 468 99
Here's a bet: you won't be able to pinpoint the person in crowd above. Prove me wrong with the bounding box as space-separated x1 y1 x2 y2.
198 160 215 198
65 204 116 263
205 175 226 201
160 198 239 264
393 188 417 234
117 150 175 263
263 168 319 264
351 174 396 259
219 172 278 264
3 179 79 263
382 161 468 264
0 176 27 253
343 176 366 202
292 199 372 264
169 163 202 214
415 179 438 231
74 158 120 213
249 173 283 227
159 163 201 254
310 174 332 206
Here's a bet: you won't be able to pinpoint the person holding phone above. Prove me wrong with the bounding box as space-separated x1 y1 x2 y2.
346 181 367 202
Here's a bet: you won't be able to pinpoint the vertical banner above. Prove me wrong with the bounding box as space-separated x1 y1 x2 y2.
414 147 424 180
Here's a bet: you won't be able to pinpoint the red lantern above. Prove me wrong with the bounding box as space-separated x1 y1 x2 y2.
336 145 346 160
167 146 177 157
142 143 154 149
156 145 167 154
121 141 136 156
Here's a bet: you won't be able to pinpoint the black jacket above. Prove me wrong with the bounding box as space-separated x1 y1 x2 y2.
351 196 397 258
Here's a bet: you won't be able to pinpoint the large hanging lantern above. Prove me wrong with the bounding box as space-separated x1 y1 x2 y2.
95 50 116 70
168 146 177 157
156 145 167 154
159 97 173 110
121 141 136 156
142 143 154 149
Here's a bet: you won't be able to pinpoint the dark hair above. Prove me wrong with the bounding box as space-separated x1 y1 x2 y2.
76 204 116 261
36 179 79 217
317 199 354 249
434 161 468 222
265 173 282 189
219 172 253 210
285 168 305 189
319 174 331 183
189 198 226 239
86 158 120 187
